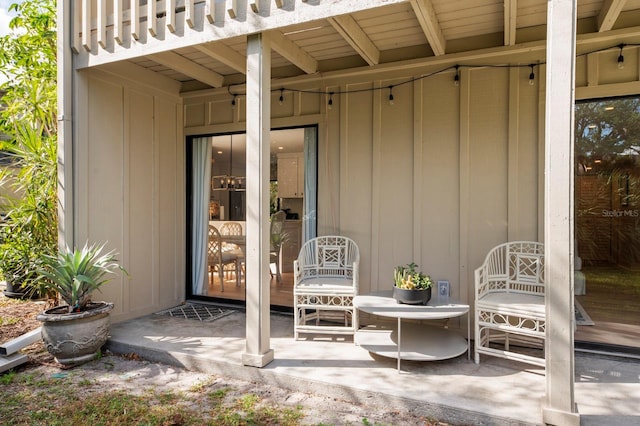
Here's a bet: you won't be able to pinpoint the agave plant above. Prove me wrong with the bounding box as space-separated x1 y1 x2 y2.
38 243 126 313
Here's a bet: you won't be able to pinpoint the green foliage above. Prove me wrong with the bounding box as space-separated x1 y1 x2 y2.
0 0 58 298
0 126 57 294
37 243 127 312
0 370 305 426
575 98 640 264
0 370 16 385
393 262 432 290
0 0 57 138
575 99 640 161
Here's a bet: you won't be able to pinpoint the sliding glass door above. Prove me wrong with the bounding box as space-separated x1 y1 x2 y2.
187 126 317 308
574 97 640 352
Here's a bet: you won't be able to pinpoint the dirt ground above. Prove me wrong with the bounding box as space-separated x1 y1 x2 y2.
1 294 452 425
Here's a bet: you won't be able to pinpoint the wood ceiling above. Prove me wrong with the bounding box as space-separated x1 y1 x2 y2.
103 0 640 91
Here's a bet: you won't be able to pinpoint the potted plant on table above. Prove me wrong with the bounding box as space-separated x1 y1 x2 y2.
392 262 433 305
34 242 127 366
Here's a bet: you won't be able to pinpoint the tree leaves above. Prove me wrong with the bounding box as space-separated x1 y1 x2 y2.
0 0 57 139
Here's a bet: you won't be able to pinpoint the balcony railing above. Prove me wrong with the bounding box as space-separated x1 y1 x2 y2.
71 0 406 69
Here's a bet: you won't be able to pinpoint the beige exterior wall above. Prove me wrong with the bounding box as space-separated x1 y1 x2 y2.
182 62 544 310
76 44 639 323
76 69 185 322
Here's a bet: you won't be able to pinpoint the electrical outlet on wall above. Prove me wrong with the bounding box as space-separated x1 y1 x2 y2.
437 280 450 298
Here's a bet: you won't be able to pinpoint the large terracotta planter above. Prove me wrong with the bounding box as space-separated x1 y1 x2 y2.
392 286 432 305
36 302 114 366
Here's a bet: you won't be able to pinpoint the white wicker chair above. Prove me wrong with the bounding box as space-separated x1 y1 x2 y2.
220 221 245 283
293 236 360 339
208 225 240 292
269 211 286 284
474 241 546 368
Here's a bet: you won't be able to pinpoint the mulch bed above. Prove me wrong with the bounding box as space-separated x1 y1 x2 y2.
0 295 56 367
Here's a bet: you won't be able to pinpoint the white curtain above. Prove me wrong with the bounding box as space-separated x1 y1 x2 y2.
191 137 212 295
303 127 317 242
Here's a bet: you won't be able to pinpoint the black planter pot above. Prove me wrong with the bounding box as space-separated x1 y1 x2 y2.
2 280 43 300
393 286 432 305
2 280 27 299
37 302 114 366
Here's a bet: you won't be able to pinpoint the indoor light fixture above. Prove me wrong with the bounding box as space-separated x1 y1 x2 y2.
528 64 535 86
618 44 625 70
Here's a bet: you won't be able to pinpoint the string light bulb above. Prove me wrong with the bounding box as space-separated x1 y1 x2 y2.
231 94 237 108
528 64 535 86
279 88 284 106
618 44 625 70
454 65 460 87
388 86 394 105
328 92 334 110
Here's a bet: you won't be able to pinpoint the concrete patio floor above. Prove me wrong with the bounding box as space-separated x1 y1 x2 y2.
106 306 640 426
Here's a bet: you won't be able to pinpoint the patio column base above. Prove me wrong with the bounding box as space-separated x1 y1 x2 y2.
542 404 580 426
242 349 274 368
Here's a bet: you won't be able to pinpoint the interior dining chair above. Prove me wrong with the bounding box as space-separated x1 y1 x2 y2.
220 222 244 284
269 211 287 284
220 222 243 237
208 225 239 292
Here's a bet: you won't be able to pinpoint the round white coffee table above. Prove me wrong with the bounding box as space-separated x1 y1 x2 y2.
353 291 469 372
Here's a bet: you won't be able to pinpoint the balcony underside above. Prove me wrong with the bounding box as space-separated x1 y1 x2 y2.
71 1 640 93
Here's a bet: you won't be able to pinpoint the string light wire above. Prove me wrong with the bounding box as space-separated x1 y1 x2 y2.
225 43 639 104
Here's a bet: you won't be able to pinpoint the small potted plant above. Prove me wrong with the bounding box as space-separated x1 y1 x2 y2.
392 262 433 305
34 242 127 366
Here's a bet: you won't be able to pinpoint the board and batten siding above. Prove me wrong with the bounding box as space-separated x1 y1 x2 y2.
182 64 542 311
76 69 185 322
73 44 640 322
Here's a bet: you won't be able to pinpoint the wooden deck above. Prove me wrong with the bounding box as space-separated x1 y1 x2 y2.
575 266 640 351
205 271 295 308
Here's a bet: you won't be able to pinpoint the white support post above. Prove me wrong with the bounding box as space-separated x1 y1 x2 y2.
58 0 75 252
543 1 580 425
242 33 274 368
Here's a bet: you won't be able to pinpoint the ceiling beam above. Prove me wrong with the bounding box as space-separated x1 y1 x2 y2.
194 43 247 74
150 51 225 87
98 61 182 96
598 0 627 32
328 15 380 66
269 30 318 74
504 0 517 46
410 0 446 56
